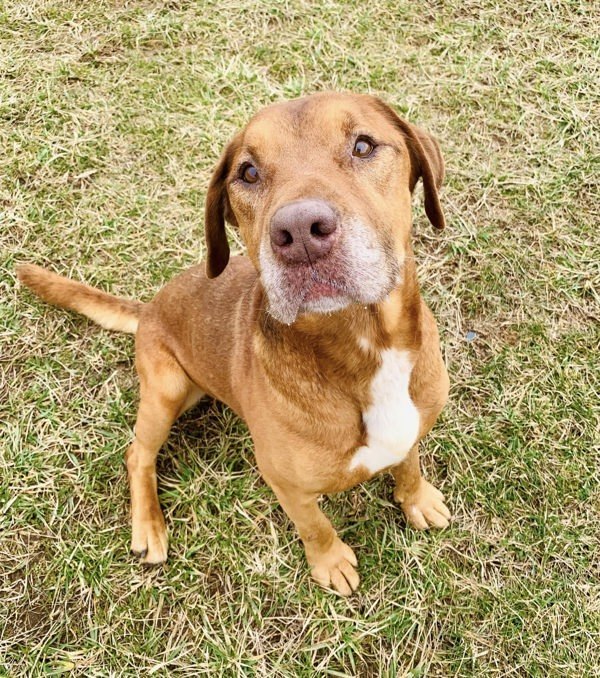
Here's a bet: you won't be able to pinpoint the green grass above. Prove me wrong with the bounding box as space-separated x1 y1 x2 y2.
2 0 599 675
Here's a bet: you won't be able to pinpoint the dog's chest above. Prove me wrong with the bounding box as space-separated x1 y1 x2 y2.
349 349 420 474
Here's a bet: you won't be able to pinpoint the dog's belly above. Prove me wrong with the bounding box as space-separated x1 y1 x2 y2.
349 348 420 474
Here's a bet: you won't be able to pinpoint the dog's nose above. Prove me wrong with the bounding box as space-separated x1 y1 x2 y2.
270 199 338 263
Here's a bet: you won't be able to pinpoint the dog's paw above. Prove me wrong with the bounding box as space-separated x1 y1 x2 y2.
309 538 359 596
396 479 451 530
130 515 168 565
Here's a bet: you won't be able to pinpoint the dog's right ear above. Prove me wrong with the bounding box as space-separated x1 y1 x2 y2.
205 138 240 278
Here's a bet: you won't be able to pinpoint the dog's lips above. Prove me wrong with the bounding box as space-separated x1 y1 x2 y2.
303 276 344 301
279 262 346 301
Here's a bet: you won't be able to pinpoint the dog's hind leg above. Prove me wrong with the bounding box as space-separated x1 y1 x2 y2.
126 342 202 565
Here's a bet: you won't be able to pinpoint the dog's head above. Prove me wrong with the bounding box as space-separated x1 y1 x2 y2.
205 92 445 324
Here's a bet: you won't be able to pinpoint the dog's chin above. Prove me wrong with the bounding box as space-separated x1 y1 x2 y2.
266 295 348 325
265 282 392 325
299 294 353 317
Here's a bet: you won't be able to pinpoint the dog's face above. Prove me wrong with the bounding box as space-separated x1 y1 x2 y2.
205 92 445 324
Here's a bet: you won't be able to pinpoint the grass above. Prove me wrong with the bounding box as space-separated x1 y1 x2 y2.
1 0 599 675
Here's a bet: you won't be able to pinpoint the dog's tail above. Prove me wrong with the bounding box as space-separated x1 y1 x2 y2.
17 264 143 334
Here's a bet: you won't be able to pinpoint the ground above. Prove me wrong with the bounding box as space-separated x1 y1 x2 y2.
1 1 599 675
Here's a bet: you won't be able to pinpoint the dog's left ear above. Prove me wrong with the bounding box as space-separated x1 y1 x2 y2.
205 138 240 278
371 98 446 230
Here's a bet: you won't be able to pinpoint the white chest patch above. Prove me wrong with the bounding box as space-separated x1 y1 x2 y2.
349 349 420 474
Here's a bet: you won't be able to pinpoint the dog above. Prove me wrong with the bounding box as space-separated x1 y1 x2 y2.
18 92 451 595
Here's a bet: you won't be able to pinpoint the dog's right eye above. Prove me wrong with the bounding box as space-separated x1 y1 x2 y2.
241 164 259 184
352 136 375 158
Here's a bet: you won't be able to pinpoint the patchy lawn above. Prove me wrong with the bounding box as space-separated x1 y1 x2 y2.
1 0 598 675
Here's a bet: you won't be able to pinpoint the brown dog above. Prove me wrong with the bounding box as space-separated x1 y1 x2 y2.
18 92 451 595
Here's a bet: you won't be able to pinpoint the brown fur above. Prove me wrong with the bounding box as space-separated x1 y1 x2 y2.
18 92 451 595
17 263 143 334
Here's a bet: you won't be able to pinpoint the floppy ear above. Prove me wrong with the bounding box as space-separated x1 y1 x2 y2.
204 140 239 278
371 98 446 230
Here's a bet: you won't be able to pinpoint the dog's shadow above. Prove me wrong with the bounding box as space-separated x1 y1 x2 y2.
152 397 299 576
158 396 254 478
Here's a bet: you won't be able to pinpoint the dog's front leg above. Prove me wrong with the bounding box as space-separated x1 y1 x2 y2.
391 443 451 530
126 346 199 565
265 479 359 596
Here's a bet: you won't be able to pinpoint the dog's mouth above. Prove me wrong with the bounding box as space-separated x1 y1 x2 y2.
304 277 344 301
264 257 396 325
293 266 348 302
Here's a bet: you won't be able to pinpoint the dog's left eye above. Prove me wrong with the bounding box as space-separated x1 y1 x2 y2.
241 164 259 184
352 137 375 158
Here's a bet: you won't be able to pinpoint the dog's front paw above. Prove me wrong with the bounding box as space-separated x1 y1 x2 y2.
308 538 359 596
130 514 168 565
396 479 451 530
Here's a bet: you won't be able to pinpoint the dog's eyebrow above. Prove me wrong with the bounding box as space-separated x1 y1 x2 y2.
243 144 261 159
340 113 359 137
230 145 261 173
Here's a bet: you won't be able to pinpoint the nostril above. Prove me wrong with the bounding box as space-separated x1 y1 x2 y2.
273 229 293 247
310 219 337 238
311 221 335 237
